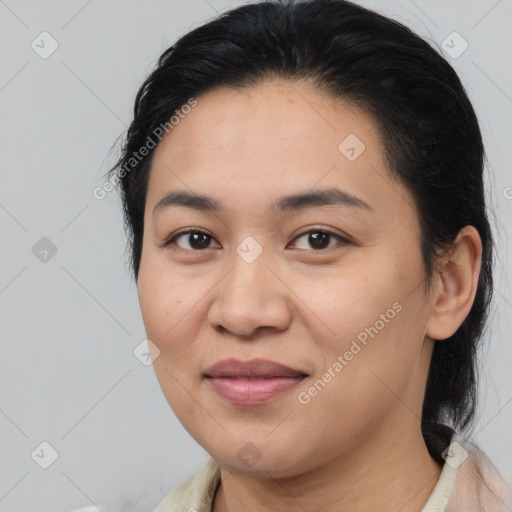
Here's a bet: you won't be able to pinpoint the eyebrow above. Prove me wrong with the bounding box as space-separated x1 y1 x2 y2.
152 187 374 216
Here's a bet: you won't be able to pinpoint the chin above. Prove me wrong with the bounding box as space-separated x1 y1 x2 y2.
212 444 308 478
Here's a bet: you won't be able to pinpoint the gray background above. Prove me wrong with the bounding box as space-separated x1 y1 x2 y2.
0 1 511 511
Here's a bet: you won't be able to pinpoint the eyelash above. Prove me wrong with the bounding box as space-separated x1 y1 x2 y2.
162 228 350 252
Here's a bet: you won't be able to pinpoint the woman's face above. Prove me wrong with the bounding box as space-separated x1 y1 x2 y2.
137 78 439 477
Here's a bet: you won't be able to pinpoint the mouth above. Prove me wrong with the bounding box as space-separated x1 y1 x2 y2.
203 358 308 406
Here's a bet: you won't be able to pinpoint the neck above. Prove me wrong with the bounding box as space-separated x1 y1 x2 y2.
213 421 443 512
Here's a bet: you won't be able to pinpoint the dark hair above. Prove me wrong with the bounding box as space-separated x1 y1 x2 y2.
106 0 494 462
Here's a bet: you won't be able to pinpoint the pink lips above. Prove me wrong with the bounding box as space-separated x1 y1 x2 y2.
204 358 308 406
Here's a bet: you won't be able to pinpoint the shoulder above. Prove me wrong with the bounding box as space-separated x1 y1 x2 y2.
152 458 221 512
446 440 512 512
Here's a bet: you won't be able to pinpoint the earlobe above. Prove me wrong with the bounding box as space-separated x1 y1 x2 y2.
425 226 482 341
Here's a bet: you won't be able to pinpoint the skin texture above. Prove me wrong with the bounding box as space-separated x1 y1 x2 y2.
137 78 482 512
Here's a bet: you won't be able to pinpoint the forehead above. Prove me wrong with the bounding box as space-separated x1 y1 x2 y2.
145 78 414 223
152 79 378 161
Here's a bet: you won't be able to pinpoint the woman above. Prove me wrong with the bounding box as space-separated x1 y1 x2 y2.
106 0 512 510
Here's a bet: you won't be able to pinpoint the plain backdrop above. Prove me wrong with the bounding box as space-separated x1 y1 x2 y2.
0 1 511 511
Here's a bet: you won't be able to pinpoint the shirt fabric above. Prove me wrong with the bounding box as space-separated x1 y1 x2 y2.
152 432 512 512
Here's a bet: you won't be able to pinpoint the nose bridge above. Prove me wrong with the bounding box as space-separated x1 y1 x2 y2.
207 236 291 336
224 236 272 308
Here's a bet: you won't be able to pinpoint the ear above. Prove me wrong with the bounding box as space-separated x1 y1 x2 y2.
425 226 483 341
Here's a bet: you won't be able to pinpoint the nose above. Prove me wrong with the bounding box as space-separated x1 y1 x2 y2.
207 245 292 338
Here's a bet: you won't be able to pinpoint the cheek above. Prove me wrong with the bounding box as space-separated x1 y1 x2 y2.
297 257 424 398
291 262 395 350
138 284 178 345
138 273 206 424
137 264 211 399
137 258 198 346
292 307 417 450
309 300 427 440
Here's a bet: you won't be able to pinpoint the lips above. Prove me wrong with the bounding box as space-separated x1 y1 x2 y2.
203 358 308 379
203 358 308 405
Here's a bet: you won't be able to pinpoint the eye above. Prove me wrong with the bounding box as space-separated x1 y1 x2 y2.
289 229 349 251
163 230 220 251
163 228 350 252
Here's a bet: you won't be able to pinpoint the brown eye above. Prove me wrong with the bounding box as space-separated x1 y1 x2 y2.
164 230 220 250
291 229 349 251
